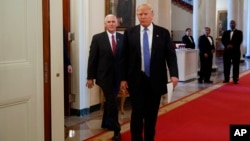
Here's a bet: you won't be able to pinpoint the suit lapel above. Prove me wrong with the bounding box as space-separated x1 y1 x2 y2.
103 32 114 55
228 30 231 40
116 33 122 55
135 26 141 57
151 25 159 60
231 30 238 41
116 33 122 49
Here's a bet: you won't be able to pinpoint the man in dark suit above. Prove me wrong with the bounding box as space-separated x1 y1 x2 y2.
198 27 215 83
182 27 195 49
222 20 243 84
86 14 123 141
120 3 179 141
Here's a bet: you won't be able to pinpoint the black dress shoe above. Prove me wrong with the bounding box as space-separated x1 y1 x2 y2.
234 81 238 84
198 80 203 83
112 133 121 141
223 80 229 83
204 80 213 83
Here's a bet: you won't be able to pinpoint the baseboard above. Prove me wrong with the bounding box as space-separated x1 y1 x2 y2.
70 104 101 116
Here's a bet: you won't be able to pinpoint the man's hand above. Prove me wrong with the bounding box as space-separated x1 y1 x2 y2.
170 77 179 88
68 65 73 73
120 81 128 90
211 49 215 53
204 53 208 58
227 44 233 49
86 79 94 88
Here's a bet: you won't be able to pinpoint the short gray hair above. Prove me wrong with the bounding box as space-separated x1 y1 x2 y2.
104 14 117 23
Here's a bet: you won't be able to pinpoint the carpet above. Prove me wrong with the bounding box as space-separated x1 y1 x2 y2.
84 70 250 141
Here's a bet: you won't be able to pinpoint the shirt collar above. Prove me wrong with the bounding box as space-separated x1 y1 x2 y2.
140 23 153 32
107 31 116 37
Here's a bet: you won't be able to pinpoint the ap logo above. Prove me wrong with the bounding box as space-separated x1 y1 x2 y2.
230 125 250 141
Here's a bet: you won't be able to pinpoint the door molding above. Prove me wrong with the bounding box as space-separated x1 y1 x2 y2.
42 0 51 140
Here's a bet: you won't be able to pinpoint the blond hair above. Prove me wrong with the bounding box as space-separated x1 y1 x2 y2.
136 3 153 13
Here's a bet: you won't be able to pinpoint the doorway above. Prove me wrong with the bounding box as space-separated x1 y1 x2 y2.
63 0 73 116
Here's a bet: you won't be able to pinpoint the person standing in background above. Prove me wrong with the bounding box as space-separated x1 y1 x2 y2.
198 27 215 84
182 28 195 49
63 29 73 74
221 20 243 84
120 3 179 141
63 28 73 116
86 14 123 141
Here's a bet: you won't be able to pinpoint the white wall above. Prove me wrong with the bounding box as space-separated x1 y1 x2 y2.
70 0 118 112
216 0 227 10
88 0 106 107
171 4 193 41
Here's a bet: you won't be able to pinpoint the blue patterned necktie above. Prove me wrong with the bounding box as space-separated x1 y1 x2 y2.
143 28 150 77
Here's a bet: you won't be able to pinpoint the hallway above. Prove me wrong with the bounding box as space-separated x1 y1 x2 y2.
65 57 250 141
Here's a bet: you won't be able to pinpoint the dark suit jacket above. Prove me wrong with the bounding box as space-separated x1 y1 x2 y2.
120 24 178 95
182 35 195 49
221 29 243 54
198 35 215 57
87 31 123 91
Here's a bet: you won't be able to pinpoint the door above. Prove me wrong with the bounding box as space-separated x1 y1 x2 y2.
0 0 44 141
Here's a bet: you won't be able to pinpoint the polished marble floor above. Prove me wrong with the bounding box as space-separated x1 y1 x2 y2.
65 57 250 141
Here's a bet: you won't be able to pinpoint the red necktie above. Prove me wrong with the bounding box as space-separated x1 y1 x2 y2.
111 35 117 55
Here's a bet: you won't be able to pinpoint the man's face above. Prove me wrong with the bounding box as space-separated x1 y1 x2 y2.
205 28 210 35
230 20 236 30
186 29 191 36
105 16 118 33
136 6 153 28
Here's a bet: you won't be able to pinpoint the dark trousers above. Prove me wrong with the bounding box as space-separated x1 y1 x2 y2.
100 86 120 133
223 51 240 81
199 55 213 81
129 72 162 141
